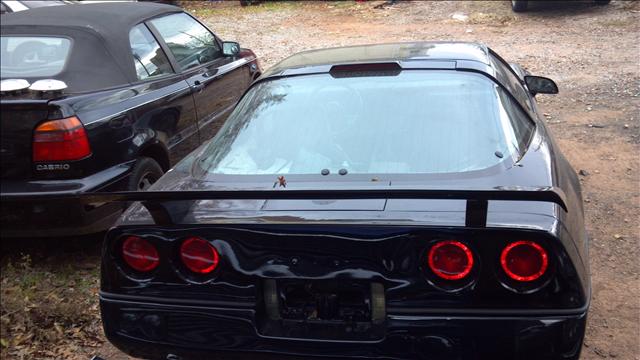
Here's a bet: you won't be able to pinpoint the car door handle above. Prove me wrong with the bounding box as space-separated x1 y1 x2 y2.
202 69 219 78
192 80 204 93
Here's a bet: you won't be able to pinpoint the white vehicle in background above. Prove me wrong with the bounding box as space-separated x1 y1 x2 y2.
0 1 176 14
1 0 69 14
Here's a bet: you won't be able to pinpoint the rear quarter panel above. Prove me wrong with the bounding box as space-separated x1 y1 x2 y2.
53 74 199 177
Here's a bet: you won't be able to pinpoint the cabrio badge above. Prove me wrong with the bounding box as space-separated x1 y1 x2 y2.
36 164 70 171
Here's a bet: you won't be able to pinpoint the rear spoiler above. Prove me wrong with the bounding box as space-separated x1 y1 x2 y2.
1 186 567 227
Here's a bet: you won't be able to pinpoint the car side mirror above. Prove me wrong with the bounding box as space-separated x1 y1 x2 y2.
222 41 240 57
524 75 559 95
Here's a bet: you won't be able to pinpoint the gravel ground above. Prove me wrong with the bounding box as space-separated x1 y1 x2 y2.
1 1 638 359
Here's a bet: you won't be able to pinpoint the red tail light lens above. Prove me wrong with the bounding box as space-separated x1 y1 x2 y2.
180 237 219 274
33 116 91 162
500 241 548 282
427 240 474 280
121 236 160 272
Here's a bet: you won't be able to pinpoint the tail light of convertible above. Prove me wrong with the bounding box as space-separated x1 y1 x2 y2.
180 237 220 274
500 240 548 282
121 236 160 272
427 240 474 280
33 116 92 162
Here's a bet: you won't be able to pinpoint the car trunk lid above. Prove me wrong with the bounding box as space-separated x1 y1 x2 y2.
261 181 388 211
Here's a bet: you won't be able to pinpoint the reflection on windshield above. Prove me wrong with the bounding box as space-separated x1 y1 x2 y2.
197 71 534 176
150 13 219 70
129 24 173 80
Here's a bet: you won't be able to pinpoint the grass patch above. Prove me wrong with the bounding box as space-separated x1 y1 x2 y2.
1 253 102 359
620 1 640 11
183 0 299 18
598 18 636 28
467 12 516 26
326 1 358 9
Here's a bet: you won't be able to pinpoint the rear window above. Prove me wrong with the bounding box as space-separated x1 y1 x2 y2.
0 36 71 78
197 71 534 176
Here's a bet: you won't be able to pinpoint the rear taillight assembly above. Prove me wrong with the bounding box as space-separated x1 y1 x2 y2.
427 240 474 280
180 237 220 274
121 236 160 272
32 116 91 162
500 241 548 282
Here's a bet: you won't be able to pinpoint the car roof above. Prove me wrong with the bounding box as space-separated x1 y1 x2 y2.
0 2 180 32
255 41 538 120
0 2 182 92
261 42 493 78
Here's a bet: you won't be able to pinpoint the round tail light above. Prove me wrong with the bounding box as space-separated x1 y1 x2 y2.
427 240 474 280
180 237 220 274
500 241 548 282
121 236 159 272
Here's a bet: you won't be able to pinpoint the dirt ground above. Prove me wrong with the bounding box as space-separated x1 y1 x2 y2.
1 1 638 359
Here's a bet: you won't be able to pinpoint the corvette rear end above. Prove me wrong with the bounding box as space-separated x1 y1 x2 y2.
92 42 591 359
97 186 587 360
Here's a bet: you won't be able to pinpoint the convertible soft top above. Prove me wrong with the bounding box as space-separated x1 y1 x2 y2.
0 2 178 29
1 3 182 92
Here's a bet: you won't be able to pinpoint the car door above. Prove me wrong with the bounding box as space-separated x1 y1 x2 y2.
127 22 200 166
148 12 252 143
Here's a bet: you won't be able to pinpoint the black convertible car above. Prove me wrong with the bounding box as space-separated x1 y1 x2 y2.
0 2 259 237
7 42 589 359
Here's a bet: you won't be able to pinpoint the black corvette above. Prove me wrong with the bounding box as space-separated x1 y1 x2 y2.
7 42 589 359
0 2 259 237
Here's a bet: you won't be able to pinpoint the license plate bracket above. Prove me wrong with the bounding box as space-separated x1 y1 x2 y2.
258 279 386 341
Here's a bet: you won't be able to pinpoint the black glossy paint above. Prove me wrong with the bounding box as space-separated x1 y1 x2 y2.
0 3 259 237
101 299 586 360
103 225 585 310
101 224 588 359
99 42 589 359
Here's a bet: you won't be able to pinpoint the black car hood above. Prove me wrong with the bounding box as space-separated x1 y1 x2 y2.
118 129 560 230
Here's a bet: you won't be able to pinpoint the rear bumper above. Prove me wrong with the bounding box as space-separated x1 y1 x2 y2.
0 163 132 237
100 294 586 360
